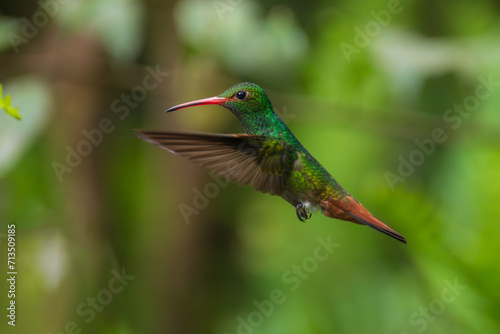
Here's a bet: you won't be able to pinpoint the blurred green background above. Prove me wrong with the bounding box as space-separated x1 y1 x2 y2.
1 0 500 333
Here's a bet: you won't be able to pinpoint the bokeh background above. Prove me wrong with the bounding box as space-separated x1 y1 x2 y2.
1 0 500 333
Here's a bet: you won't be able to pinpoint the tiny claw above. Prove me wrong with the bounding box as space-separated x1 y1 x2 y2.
296 203 312 223
296 211 305 222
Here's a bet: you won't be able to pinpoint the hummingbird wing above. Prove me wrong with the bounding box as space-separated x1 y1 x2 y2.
136 131 297 196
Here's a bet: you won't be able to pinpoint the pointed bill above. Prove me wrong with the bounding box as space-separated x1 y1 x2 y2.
165 96 227 113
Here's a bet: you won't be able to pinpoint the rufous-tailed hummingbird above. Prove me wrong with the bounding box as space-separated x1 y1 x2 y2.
137 82 406 243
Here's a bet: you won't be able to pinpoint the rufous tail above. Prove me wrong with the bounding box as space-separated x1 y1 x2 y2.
320 196 407 243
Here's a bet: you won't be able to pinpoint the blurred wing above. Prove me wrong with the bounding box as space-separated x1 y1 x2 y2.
136 131 297 195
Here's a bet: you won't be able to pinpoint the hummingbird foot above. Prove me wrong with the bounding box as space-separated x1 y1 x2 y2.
296 203 312 222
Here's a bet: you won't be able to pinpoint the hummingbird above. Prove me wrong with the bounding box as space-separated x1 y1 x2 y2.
137 82 406 243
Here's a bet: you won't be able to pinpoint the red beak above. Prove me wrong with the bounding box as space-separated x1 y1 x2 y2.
165 96 228 113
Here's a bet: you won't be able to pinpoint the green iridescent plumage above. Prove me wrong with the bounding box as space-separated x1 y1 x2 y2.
137 82 406 243
218 83 349 207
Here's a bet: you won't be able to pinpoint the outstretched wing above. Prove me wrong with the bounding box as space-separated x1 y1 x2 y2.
136 131 297 196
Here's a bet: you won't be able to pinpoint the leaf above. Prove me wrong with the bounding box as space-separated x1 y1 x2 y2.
0 84 21 120
3 95 22 120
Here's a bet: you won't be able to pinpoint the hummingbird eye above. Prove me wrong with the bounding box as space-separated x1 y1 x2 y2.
235 91 248 100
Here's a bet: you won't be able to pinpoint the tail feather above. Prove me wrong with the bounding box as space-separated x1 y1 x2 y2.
320 196 407 244
341 210 407 244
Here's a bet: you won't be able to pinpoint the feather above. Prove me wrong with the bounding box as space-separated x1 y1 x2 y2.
136 131 297 196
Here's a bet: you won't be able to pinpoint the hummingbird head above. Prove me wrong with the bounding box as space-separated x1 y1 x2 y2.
165 82 273 117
